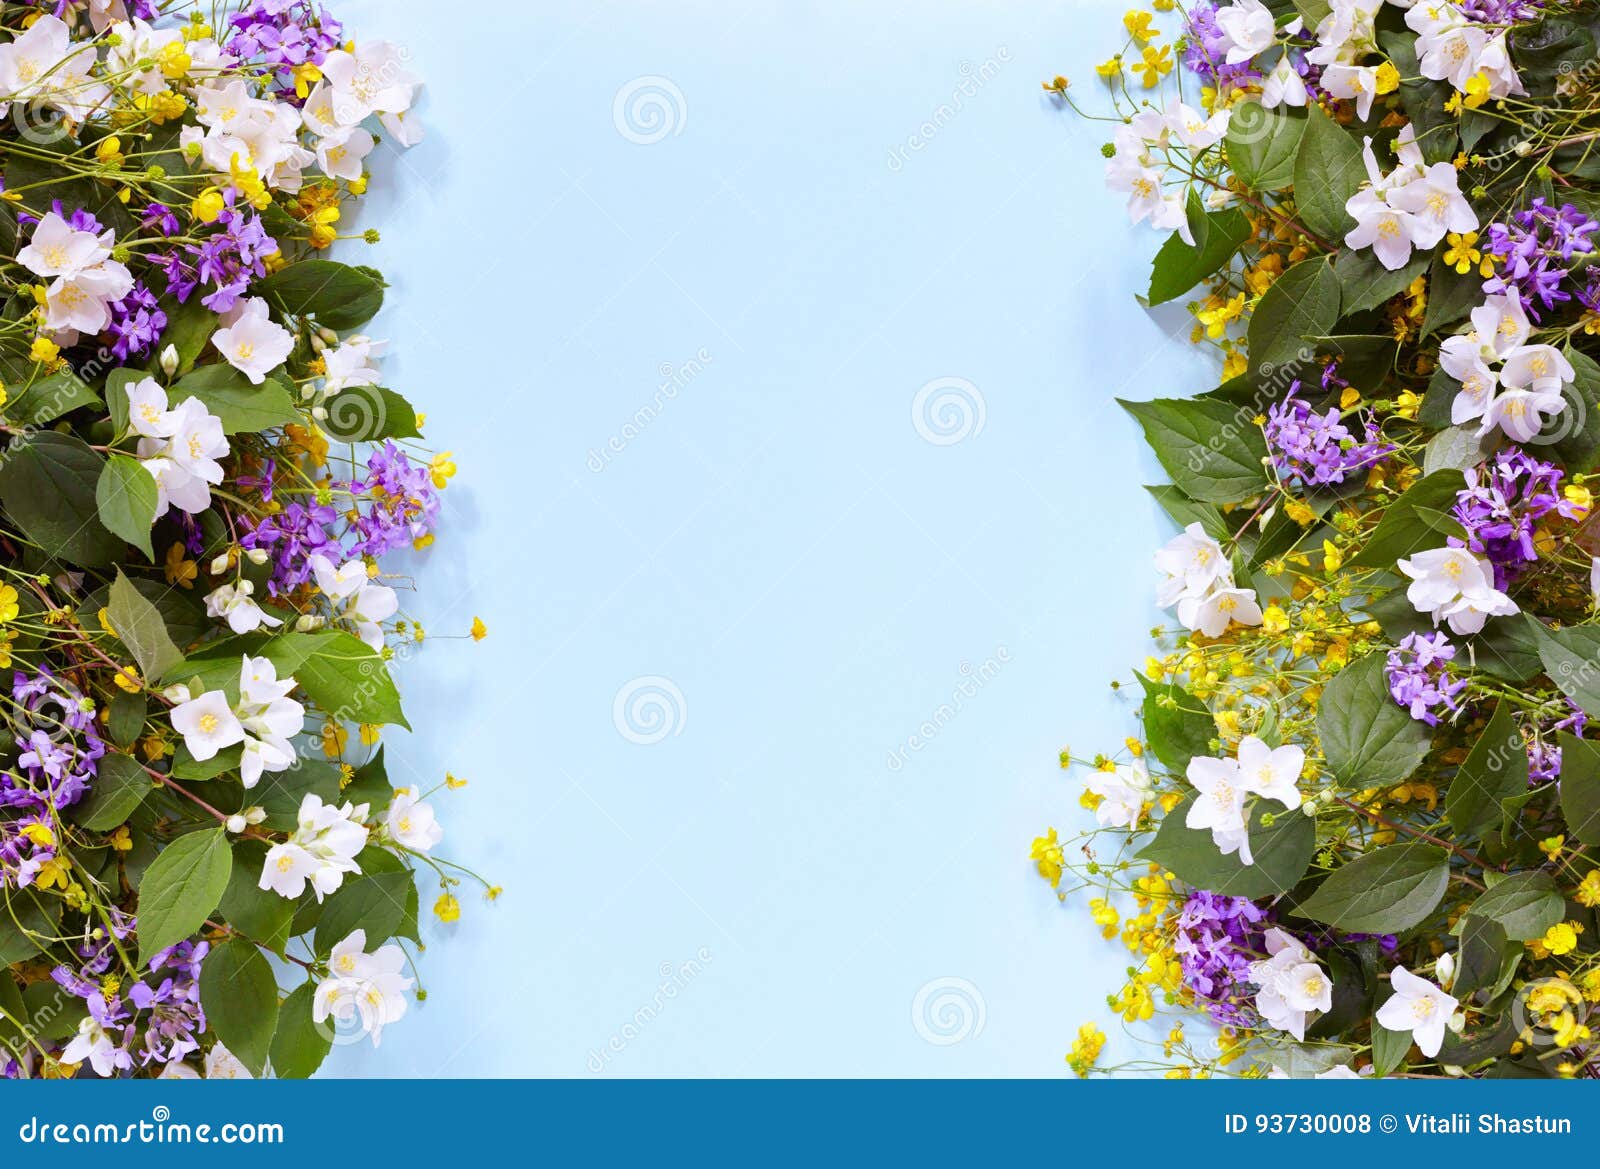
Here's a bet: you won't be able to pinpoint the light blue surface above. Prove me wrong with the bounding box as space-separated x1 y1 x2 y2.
325 0 1214 1076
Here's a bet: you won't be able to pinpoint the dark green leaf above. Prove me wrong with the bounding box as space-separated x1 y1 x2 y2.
1333 248 1429 317
170 364 299 434
107 569 184 682
219 840 296 955
1557 731 1600 845
320 386 422 442
314 870 415 954
1536 625 1600 725
1294 105 1365 240
136 828 233 965
94 455 157 559
199 937 278 1076
256 260 385 330
1120 396 1269 504
270 981 332 1079
4 370 100 424
1371 1020 1412 1077
1147 206 1252 306
1466 871 1564 941
1291 843 1449 932
1225 102 1305 191
0 432 123 567
1316 653 1432 787
270 629 409 728
1138 676 1214 771
68 753 152 831
1350 470 1468 567
1447 700 1529 841
1137 798 1316 898
1247 256 1340 380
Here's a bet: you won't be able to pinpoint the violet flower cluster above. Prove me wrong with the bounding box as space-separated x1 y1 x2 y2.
1172 889 1267 1025
1452 446 1582 589
1 669 104 814
1385 631 1467 728
1263 384 1392 488
148 195 278 313
1482 199 1600 319
1526 701 1586 785
49 939 210 1076
225 0 343 93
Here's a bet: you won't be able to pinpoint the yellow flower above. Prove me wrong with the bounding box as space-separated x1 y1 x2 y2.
1463 70 1491 109
1221 349 1248 380
434 892 461 923
1123 10 1158 43
1195 292 1246 338
1322 539 1343 572
29 335 60 365
36 855 71 890
429 451 456 489
1443 231 1482 275
1394 389 1422 420
445 772 468 790
19 821 53 848
1283 498 1315 526
1095 56 1122 79
1373 61 1400 94
470 616 488 641
1565 484 1593 515
321 720 349 757
1067 1023 1106 1077
1031 828 1065 888
358 723 381 746
1539 921 1582 957
95 135 124 167
1134 44 1172 88
1089 897 1120 938
1261 604 1290 634
1539 835 1565 861
163 542 198 589
0 584 17 624
1576 871 1600 908
108 826 132 852
112 665 142 693
191 187 226 223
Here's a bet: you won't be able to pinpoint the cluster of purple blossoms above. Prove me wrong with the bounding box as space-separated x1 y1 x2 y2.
1452 447 1583 589
105 281 167 359
1526 702 1586 785
149 195 277 313
1264 384 1393 488
242 495 342 594
1385 632 1467 727
1 669 103 814
47 938 209 1076
225 1 343 92
349 442 441 556
1482 199 1600 319
1181 3 1265 91
1458 0 1542 18
1172 890 1267 1025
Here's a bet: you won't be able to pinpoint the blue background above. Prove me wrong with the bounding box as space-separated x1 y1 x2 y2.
326 0 1210 1076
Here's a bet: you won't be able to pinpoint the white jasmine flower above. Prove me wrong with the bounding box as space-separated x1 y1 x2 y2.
170 689 246 761
345 581 399 650
1185 754 1251 862
1176 584 1264 637
0 15 109 121
60 1015 132 1077
1214 0 1278 63
204 581 283 635
1397 546 1518 635
320 41 422 130
315 124 375 181
259 793 369 901
310 552 368 600
385 786 443 852
212 297 294 384
136 397 228 518
1166 99 1231 151
17 210 111 279
1498 344 1574 396
314 929 414 1047
1261 56 1309 108
1249 928 1333 1040
1375 965 1458 1057
1479 384 1566 443
1235 735 1304 809
1084 757 1152 829
124 377 176 439
1155 523 1231 607
235 655 304 789
1319 63 1381 120
203 1043 254 1080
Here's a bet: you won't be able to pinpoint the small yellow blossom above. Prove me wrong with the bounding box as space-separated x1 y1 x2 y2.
1134 44 1172 87
1095 56 1122 79
1537 921 1583 958
108 826 133 853
163 543 198 589
434 892 461 923
112 666 142 693
1576 871 1600 908
429 451 456 489
1539 835 1565 862
1374 61 1400 94
1123 10 1159 43
1031 828 1065 888
1067 1023 1106 1077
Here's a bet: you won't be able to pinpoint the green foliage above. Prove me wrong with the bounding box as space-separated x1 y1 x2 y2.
1147 206 1252 306
1292 843 1450 933
256 260 386 329
1119 397 1269 504
199 938 279 1076
1138 799 1316 898
1224 102 1304 191
1316 654 1432 787
1446 700 1529 841
135 828 233 965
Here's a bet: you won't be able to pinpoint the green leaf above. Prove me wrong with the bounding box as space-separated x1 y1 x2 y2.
270 981 332 1079
1247 256 1340 380
1447 699 1529 841
107 688 147 747
1535 625 1600 725
1422 424 1492 476
1371 1020 1413 1078
67 753 152 831
270 629 409 728
136 828 233 965
1333 248 1429 317
170 364 300 434
107 569 184 683
255 758 343 830
321 386 422 442
314 870 415 954
1557 731 1600 845
1465 871 1565 941
1138 676 1215 772
1553 347 1600 473
1421 251 1483 336
0 432 123 568
1137 798 1316 898
0 889 60 965
1147 206 1252 306
1225 102 1305 191
1380 29 1458 166
1144 484 1227 540
1294 105 1366 240
219 840 296 955
94 455 158 559
342 746 394 809
1454 914 1511 999
4 370 101 425
1119 397 1269 504
1316 653 1432 786
1350 469 1468 567
199 937 278 1076
1292 843 1450 933
256 260 385 330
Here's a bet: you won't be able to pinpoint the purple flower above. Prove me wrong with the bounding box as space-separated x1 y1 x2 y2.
106 281 167 359
1173 889 1267 1025
1181 3 1267 91
349 442 441 556
1264 379 1393 488
225 0 344 94
1483 199 1599 319
1385 632 1467 727
1452 446 1582 589
1 669 104 812
242 496 343 594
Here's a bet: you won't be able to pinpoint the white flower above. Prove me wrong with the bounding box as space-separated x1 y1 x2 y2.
105 17 185 96
315 124 375 181
1386 162 1478 249
203 1042 254 1079
1155 522 1231 607
1214 0 1278 63
1084 757 1152 829
1319 63 1381 120
1499 344 1574 396
124 377 176 439
1590 555 1600 608
136 396 228 518
1177 585 1264 637
1249 928 1333 1040
1397 546 1518 635
60 1015 132 1077
212 297 294 384
259 793 370 901
235 655 304 789
314 929 414 1047
171 689 246 761
1261 55 1309 108
1166 99 1231 151
310 552 368 600
319 335 386 394
0 15 109 121
17 210 111 279
204 580 283 635
1185 754 1251 863
1375 965 1458 1057
1480 384 1566 443
385 786 443 852
320 41 422 129
1235 735 1304 809
345 581 398 650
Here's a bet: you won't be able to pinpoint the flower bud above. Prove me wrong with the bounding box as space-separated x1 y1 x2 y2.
295 614 326 632
159 344 178 376
209 553 231 574
245 548 268 565
225 814 247 834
